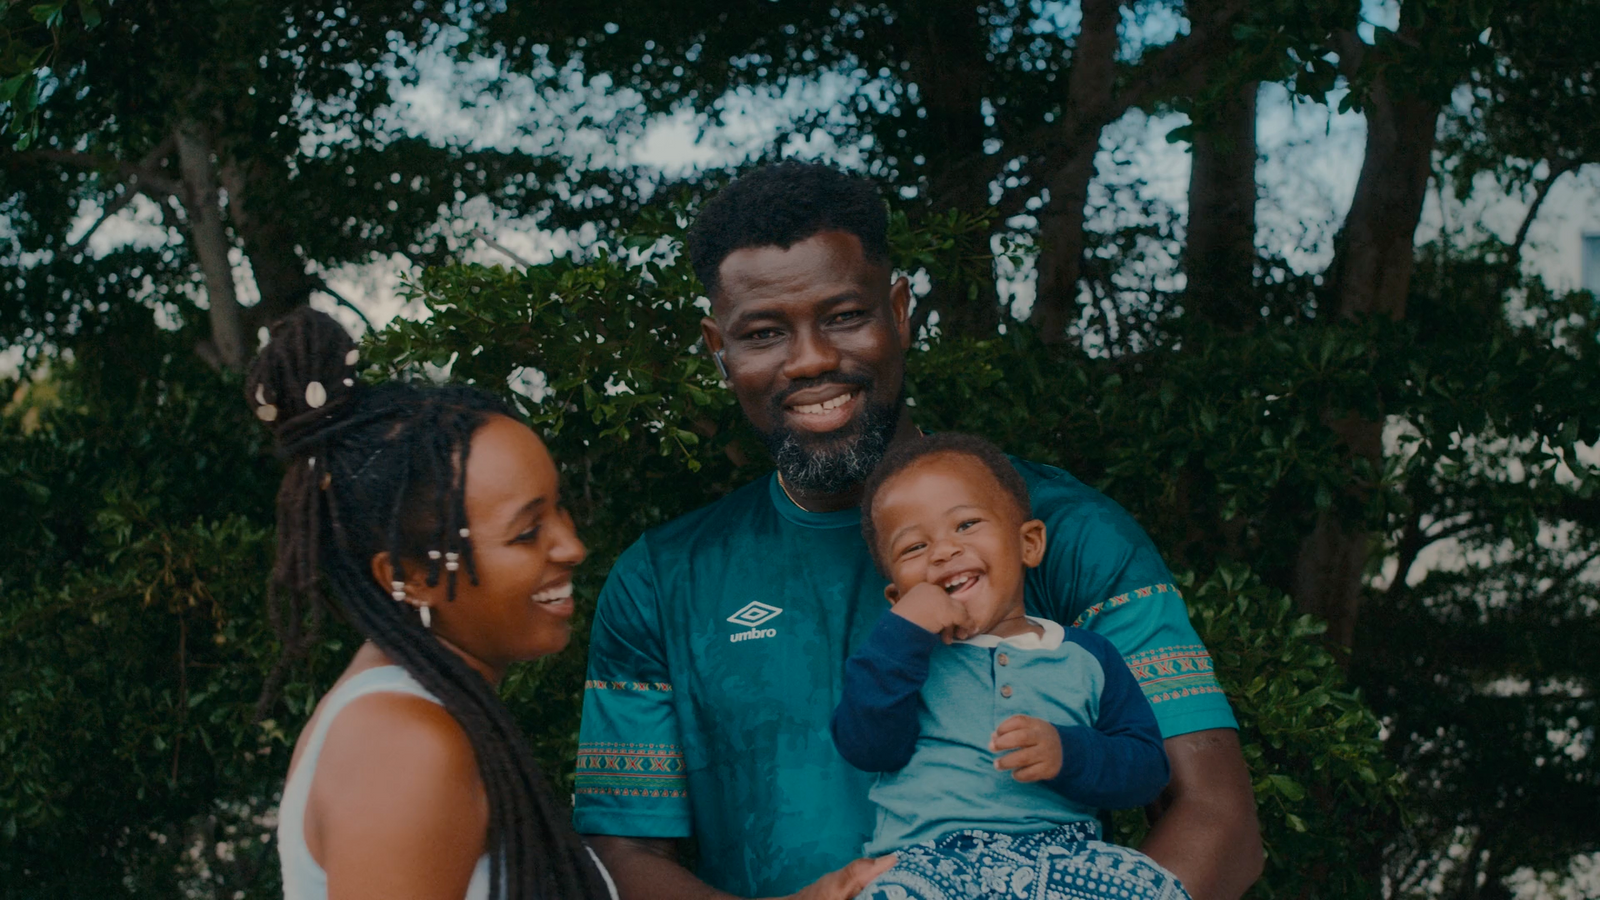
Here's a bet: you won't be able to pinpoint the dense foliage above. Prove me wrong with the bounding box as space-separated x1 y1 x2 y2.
3 0 1598 897
0 318 350 898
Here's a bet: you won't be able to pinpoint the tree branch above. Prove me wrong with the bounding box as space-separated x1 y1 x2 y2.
470 226 535 268
1386 504 1429 595
19 137 181 196
1539 547 1600 600
1508 158 1579 273
21 136 181 254
65 185 140 251
315 280 375 333
976 0 1250 224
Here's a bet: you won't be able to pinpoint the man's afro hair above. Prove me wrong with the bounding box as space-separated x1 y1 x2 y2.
687 160 890 295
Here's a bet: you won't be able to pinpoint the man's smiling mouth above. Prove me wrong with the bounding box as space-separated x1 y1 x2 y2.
781 388 862 432
789 390 859 416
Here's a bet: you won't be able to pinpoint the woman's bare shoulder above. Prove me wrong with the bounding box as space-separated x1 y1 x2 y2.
303 685 488 895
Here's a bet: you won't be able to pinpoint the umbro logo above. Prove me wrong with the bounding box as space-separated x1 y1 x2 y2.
727 601 783 628
727 601 782 643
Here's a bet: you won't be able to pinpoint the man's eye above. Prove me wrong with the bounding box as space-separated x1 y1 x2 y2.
898 542 926 557
831 310 867 325
744 328 781 342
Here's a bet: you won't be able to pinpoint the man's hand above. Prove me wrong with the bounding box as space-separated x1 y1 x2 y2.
989 714 1063 782
890 582 976 643
780 855 898 900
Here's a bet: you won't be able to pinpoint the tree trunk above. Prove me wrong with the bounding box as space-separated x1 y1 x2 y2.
175 124 246 370
219 158 318 336
1184 77 1259 330
1326 90 1439 321
899 1 1001 337
1028 0 1121 342
1293 34 1443 649
1031 152 1100 341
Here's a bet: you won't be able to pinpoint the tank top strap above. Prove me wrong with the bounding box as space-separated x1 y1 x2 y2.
279 666 443 899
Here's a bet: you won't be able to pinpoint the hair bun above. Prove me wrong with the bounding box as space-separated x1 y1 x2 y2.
245 307 362 445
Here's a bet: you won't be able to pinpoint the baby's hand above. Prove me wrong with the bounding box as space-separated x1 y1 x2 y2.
990 715 1063 782
890 582 977 644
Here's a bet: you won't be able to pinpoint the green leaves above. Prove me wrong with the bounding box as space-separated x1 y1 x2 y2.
28 3 66 27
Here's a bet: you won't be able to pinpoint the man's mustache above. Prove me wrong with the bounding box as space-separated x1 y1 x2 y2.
769 373 874 412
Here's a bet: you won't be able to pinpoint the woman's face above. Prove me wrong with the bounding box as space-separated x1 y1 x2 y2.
400 415 586 679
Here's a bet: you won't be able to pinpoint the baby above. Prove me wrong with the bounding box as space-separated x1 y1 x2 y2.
831 433 1189 900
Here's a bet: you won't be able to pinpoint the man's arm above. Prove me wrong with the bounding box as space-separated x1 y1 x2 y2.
1139 729 1263 900
1018 472 1261 898
586 835 895 900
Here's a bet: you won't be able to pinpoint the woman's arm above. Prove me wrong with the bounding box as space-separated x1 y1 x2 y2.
309 693 488 900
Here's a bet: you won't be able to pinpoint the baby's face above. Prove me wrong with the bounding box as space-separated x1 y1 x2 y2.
872 452 1045 636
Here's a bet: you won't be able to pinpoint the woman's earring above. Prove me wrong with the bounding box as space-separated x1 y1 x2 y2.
419 606 432 629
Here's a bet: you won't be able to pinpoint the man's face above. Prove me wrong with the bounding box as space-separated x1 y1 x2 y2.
701 230 912 493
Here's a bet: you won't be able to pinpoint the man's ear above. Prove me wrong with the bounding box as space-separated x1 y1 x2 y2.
889 275 912 349
700 315 725 358
1019 519 1047 569
884 582 902 604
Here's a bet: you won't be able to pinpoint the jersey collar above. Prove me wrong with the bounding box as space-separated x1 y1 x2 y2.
767 473 863 529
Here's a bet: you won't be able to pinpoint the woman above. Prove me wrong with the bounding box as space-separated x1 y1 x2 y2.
248 307 615 900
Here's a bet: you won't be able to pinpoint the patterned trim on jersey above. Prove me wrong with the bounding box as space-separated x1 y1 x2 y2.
584 680 674 692
1068 576 1184 627
1070 582 1181 629
575 742 688 797
1123 644 1226 705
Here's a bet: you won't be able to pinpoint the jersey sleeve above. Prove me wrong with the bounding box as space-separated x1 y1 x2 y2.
1025 470 1237 738
572 537 691 838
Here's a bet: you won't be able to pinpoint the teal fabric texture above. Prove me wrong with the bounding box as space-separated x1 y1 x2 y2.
573 460 1236 898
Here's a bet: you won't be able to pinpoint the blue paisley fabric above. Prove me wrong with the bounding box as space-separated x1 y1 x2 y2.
858 825 1191 900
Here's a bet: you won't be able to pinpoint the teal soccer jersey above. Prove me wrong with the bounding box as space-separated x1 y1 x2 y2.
573 459 1236 898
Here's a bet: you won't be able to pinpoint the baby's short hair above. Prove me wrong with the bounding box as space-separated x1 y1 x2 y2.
859 433 1032 574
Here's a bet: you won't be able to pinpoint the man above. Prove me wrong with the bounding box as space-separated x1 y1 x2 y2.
574 162 1264 900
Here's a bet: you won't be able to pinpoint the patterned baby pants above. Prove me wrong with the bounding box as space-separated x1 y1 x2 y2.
857 823 1192 900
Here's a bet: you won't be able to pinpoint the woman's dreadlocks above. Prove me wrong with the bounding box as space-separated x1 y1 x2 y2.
247 306 611 900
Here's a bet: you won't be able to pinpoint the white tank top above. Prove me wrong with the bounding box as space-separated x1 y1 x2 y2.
277 665 618 900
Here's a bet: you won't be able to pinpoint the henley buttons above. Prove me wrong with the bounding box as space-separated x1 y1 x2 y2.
996 652 1010 666
1000 684 1014 698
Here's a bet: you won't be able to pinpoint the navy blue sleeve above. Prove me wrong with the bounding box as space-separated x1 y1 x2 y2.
1044 629 1171 809
830 611 943 773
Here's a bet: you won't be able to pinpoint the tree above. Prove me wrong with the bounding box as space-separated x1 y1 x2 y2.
0 0 627 370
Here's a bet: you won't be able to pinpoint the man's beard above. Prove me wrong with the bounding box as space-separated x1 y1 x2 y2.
760 377 903 495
